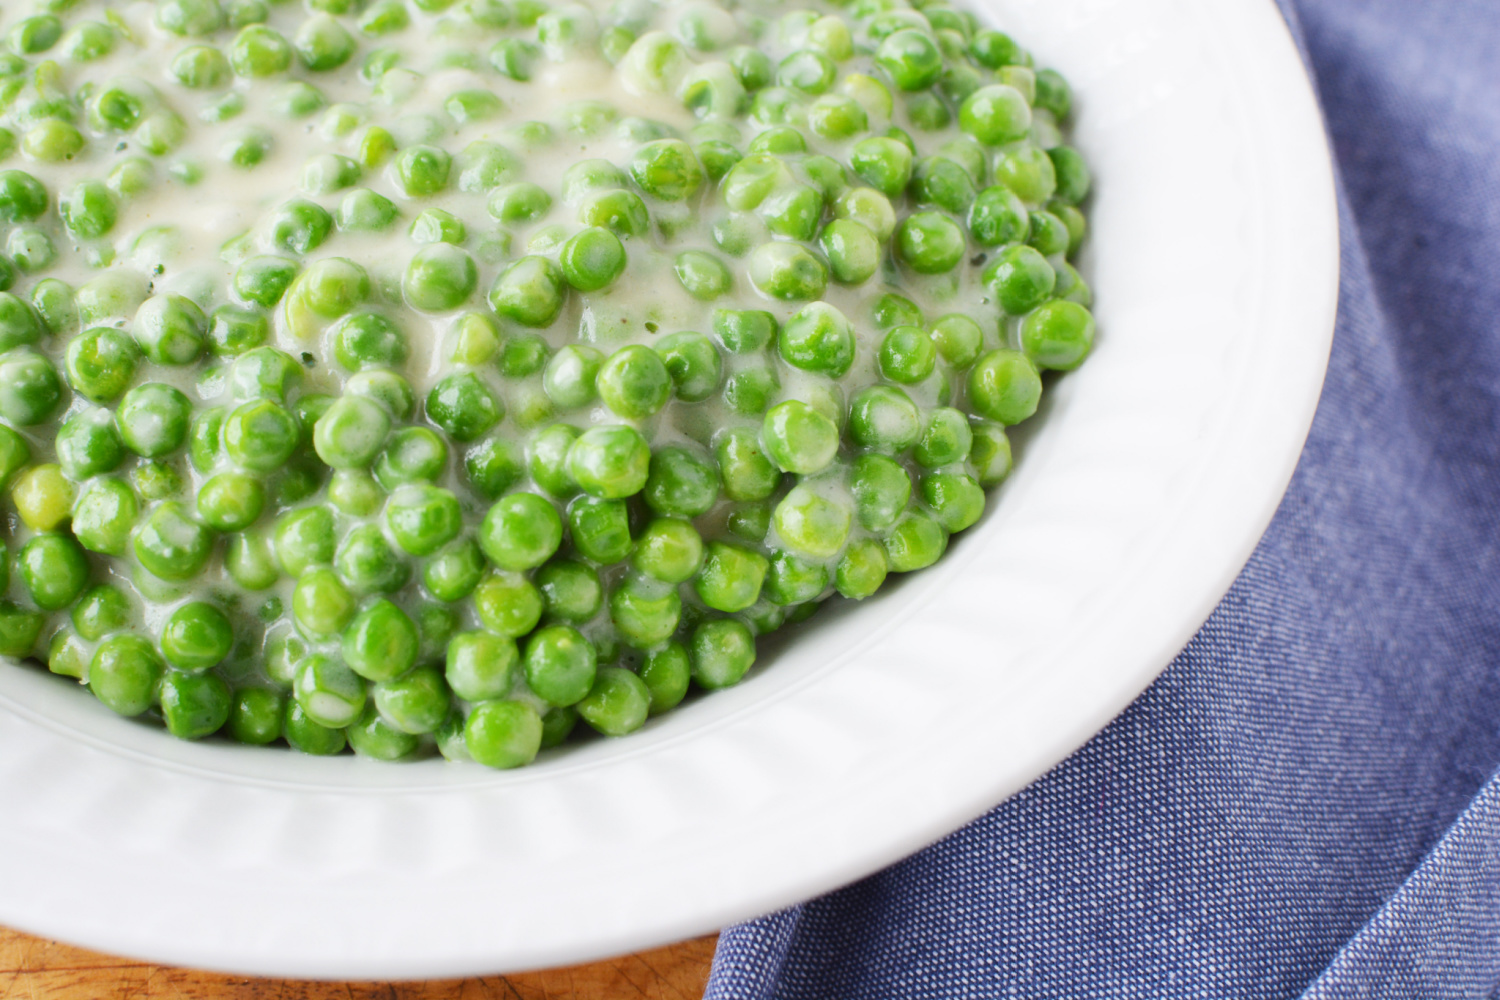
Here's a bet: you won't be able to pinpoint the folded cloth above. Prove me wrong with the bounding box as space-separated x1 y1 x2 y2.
707 2 1500 996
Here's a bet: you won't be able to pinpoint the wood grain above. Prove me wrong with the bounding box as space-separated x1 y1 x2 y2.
0 926 717 999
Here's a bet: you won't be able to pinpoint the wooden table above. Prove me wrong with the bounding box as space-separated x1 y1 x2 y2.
0 927 717 999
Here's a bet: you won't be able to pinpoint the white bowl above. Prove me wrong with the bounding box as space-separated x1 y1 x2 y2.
0 0 1337 979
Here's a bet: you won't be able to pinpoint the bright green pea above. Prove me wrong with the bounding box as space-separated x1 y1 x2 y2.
639 642 690 714
337 188 400 232
376 427 447 490
426 371 503 442
331 312 406 372
171 45 231 88
764 550 827 606
749 241 828 301
283 698 347 755
465 699 542 768
293 650 365 726
1021 300 1095 371
346 703 419 760
348 370 415 421
464 437 524 500
712 309 776 354
60 181 118 240
876 28 942 91
18 534 89 610
714 427 780 501
233 256 298 308
226 530 279 590
230 24 292 76
489 255 567 328
117 383 190 457
134 501 213 581
157 669 230 739
970 421 1013 486
567 495 632 564
597 345 672 419
274 505 335 577
329 469 384 517
227 688 284 745
674 250 734 301
408 208 466 246
72 584 131 641
654 331 722 401
577 667 650 737
131 294 205 366
523 624 597 706
71 478 137 555
6 226 55 271
313 395 391 468
566 425 651 499
690 618 755 689
532 558 601 624
1035 67 1072 119
0 171 47 223
341 599 419 682
851 453 912 532
577 188 650 236
693 541 768 613
197 471 265 530
295 14 355 72
879 325 937 383
540 344 601 412
1048 146 1091 205
373 666 449 735
914 407 973 468
759 184 822 242
721 154 788 211
222 398 298 471
835 535 889 601
268 199 333 255
928 315 984 370
335 522 409 593
629 139 704 200
773 485 851 559
160 602 233 672
385 484 463 556
982 244 1055 314
1027 210 1071 257
89 635 162 717
911 155 977 215
779 302 855 377
10 15 63 54
995 146 1058 205
722 366 781 415
555 228 625 294
403 243 478 312
848 385 921 452
884 509 948 571
293 567 357 637
480 492 562 570
54 408 123 481
627 517 701 584
207 306 269 357
640 447 717 517
896 211 966 274
922 471 985 532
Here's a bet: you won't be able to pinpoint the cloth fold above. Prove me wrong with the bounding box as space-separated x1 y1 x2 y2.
708 1 1500 996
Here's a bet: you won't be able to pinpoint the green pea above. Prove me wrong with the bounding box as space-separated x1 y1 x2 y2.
370 666 448 736
489 255 567 328
171 44 231 88
835 537 888 599
225 529 278 590
221 398 298 471
424 371 501 443
71 584 130 642
774 485 852 559
31 279 77 338
274 505 335 576
203 305 267 357
196 471 264 531
346 370 415 421
577 188 650 236
310 395 389 469
759 184 822 242
292 650 365 727
18 534 88 611
995 146 1057 205
71 479 137 555
922 471 985 532
0 171 47 223
779 302 856 377
227 688 284 745
0 601 41 658
851 453 912 532
728 44 773 90
538 344 599 411
344 704 416 760
337 598 420 682
54 408 122 481
134 501 213 581
876 28 941 91
710 309 773 354
229 24 291 76
283 698 347 755
480 491 563 570
639 446 717 517
470 571 542 639
878 324 937 383
761 400 839 475
89 635 163 717
532 559 601 623
382 484 462 557
690 618 755 689
523 623 597 706
639 642 690 714
980 244 1053 314
268 199 333 255
7 226 56 271
232 256 297 309
421 537 484 603
1035 67 1072 119
465 699 542 768
566 425 651 499
1046 147 1091 209
292 13 355 72
714 427 780 501
914 407 973 468
293 567 357 637
693 541 768 612
597 345 672 419
895 211 966 274
576 667 650 737
721 154 788 211
527 423 579 498
10 14 63 53
58 180 117 240
674 250 735 301
884 509 948 572
567 495 632 564
848 385 921 452
335 523 409 593
749 241 828 301
1021 300 1095 371
400 242 477 311
625 517 700 584
129 294 205 366
814 219 878 286
159 601 233 672
764 551 827 606
629 139 705 200
970 421 1013 487
114 383 189 458
650 331 720 402
464 437 524 501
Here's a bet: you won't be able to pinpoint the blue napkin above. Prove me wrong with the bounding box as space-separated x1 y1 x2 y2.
706 2 1500 996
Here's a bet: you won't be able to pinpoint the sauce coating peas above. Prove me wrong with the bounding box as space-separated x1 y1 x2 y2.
0 0 1091 768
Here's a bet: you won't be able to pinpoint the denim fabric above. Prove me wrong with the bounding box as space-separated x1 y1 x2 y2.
707 2 1500 996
